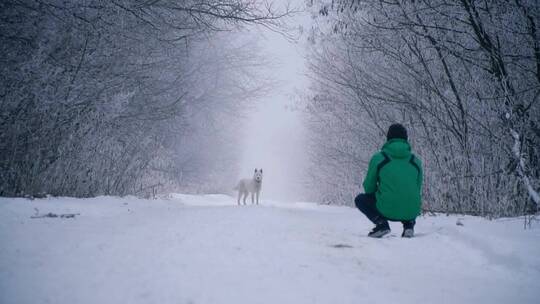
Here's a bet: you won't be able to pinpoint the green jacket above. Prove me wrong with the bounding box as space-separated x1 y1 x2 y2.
363 138 423 221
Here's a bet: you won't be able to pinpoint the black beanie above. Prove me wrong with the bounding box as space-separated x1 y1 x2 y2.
387 123 408 140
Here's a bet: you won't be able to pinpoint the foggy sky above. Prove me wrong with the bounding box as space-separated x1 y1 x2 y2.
237 0 311 201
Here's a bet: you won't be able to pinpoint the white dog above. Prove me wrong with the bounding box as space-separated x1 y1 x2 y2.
235 168 263 205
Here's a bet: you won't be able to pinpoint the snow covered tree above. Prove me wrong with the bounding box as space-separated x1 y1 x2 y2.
0 0 291 197
304 0 539 216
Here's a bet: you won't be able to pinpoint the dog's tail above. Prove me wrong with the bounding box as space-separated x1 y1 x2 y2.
233 182 240 191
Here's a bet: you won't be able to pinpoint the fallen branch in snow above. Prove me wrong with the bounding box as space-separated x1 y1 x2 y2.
30 213 80 219
23 193 48 200
31 208 79 219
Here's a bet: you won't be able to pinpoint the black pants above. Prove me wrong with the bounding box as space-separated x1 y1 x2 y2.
354 193 415 229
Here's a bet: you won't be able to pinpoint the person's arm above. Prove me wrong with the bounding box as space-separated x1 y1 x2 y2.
363 153 381 194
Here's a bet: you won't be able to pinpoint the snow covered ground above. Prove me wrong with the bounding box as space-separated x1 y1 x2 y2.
1 194 539 304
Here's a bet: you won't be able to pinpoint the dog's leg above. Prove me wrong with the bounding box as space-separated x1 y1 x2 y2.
251 193 254 204
237 191 241 205
256 191 259 205
243 192 247 205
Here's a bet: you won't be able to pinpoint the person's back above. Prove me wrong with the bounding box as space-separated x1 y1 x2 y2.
355 124 423 238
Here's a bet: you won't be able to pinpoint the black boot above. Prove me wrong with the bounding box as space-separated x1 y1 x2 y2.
368 222 391 238
401 228 414 238
401 220 415 238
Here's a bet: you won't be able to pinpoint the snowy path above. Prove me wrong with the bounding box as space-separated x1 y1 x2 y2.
1 194 539 304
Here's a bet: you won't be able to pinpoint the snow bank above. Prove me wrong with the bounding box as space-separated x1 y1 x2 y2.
0 195 539 304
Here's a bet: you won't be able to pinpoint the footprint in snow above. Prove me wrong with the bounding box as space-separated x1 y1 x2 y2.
330 243 354 248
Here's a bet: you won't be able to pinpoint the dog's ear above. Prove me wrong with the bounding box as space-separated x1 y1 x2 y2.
260 169 263 173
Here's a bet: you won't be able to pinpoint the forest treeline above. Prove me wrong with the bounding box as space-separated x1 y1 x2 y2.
305 0 539 216
0 0 289 197
2 0 538 217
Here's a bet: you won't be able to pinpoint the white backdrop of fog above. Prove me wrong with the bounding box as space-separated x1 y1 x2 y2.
236 1 311 202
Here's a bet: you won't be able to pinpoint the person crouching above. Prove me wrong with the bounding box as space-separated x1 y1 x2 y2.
355 123 423 238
